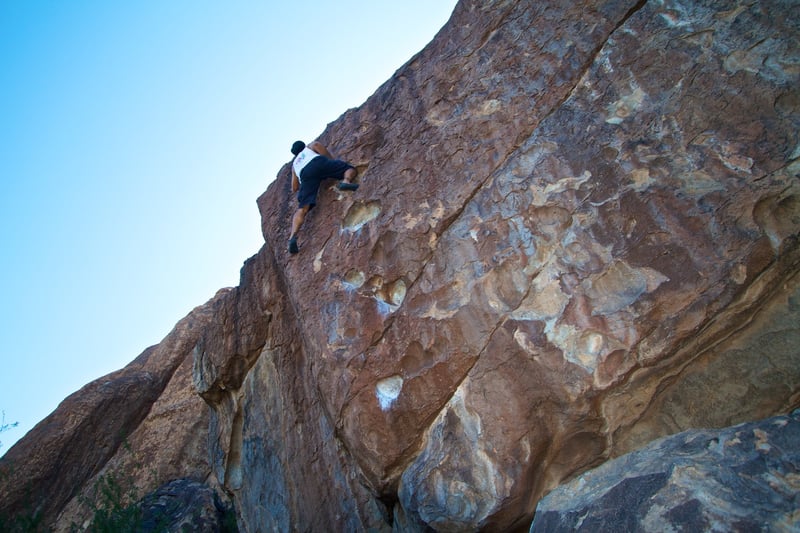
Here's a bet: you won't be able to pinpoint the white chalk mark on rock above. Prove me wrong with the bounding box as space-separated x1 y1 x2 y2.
376 376 404 411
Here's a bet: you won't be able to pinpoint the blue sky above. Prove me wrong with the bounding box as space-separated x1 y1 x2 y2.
0 1 457 454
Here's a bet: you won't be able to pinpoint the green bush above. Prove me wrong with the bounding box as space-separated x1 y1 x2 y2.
81 472 144 533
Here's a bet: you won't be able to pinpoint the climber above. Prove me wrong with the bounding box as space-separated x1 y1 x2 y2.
287 140 359 254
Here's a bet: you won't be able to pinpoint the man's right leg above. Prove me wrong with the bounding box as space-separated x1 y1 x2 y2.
289 205 309 254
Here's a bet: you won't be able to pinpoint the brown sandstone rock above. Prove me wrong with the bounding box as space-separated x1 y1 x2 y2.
0 292 226 529
53 334 218 531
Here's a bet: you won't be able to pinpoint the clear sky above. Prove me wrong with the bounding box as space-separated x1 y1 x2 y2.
0 1 458 455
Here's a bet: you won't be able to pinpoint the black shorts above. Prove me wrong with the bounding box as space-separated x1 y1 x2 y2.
297 157 355 208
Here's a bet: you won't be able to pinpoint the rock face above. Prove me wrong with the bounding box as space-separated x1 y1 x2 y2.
531 411 800 532
248 0 800 529
1 0 799 531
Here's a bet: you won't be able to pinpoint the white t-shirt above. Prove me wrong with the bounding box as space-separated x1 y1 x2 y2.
292 147 320 180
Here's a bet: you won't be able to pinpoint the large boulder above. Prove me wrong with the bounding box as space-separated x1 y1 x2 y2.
246 0 800 529
531 411 800 532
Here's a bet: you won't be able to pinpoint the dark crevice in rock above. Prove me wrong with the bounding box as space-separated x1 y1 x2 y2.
617 0 648 35
546 0 649 130
223 404 244 490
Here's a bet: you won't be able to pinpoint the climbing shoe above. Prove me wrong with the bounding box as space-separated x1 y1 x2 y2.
338 182 359 191
288 236 299 254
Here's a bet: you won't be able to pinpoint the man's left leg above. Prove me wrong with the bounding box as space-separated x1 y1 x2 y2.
338 166 359 191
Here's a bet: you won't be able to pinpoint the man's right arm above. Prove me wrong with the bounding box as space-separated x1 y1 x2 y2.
309 141 333 159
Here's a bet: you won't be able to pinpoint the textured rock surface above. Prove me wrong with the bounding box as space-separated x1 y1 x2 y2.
531 411 800 532
249 0 800 529
192 246 392 531
135 478 235 533
0 293 227 530
1 0 799 531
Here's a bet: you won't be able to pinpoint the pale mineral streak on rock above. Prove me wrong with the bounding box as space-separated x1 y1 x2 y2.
582 260 669 316
343 268 366 290
532 170 593 206
341 273 409 318
342 199 381 232
629 167 654 190
313 243 326 273
399 386 503 530
479 99 502 116
731 262 747 284
511 264 570 322
753 181 800 251
605 83 647 124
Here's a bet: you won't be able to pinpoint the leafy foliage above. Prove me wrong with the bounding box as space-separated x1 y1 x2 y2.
80 472 144 533
0 410 19 452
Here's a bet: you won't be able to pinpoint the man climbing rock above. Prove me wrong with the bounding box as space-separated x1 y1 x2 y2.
288 140 359 254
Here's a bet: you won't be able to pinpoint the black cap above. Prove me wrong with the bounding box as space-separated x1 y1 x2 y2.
291 141 305 156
